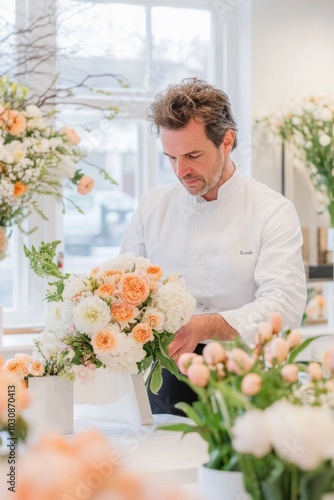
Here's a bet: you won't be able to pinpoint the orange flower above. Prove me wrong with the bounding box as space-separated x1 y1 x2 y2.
0 109 27 135
102 269 124 285
92 329 118 352
95 283 116 298
146 265 163 281
131 323 153 344
77 175 94 195
120 274 150 306
111 302 138 323
14 181 27 197
4 354 31 379
61 126 81 145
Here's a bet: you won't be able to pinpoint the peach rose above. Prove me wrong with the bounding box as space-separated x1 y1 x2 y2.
203 342 227 365
102 269 124 284
0 109 27 135
91 329 118 353
287 329 302 349
270 337 289 363
146 265 163 281
270 312 283 334
241 373 262 395
281 364 299 383
95 283 116 298
90 266 100 276
307 362 323 381
62 126 81 145
111 302 138 328
177 353 197 375
187 363 210 387
119 274 150 306
4 353 31 379
28 360 45 377
14 181 27 198
0 372 30 421
142 307 164 332
131 323 153 344
77 175 94 195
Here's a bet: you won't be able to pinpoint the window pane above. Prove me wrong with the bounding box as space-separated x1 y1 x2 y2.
0 0 16 75
62 118 139 275
56 1 146 90
152 7 211 89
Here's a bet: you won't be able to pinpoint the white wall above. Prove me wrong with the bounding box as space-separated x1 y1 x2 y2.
252 0 334 264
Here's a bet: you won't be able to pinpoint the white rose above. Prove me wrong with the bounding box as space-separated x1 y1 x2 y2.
232 409 272 458
319 108 333 121
319 134 331 147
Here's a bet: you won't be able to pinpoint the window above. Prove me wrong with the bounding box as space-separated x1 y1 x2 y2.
1 0 252 330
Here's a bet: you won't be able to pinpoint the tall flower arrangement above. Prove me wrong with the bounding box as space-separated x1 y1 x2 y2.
259 96 334 225
160 314 334 499
24 241 196 393
0 76 115 258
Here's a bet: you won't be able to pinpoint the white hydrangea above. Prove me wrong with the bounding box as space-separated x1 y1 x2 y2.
98 253 151 275
98 332 146 373
62 273 91 301
45 301 74 334
151 278 196 333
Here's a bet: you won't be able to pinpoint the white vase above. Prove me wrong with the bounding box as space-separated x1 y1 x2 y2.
327 228 334 261
74 369 154 426
28 376 73 435
198 464 250 500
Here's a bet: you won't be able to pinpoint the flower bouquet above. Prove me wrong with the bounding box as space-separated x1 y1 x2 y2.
159 313 334 499
24 241 196 393
258 96 334 226
0 76 115 259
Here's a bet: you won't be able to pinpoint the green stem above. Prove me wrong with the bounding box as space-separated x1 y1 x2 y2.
327 201 334 228
290 466 299 500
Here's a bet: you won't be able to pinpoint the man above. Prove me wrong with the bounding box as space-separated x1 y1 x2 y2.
120 78 307 413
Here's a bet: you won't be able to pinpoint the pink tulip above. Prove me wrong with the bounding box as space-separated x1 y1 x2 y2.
281 364 299 383
241 373 262 395
202 342 226 365
227 348 255 375
270 312 283 334
323 344 334 376
257 322 273 342
187 363 210 387
307 362 323 381
287 329 302 349
270 337 289 363
177 353 197 375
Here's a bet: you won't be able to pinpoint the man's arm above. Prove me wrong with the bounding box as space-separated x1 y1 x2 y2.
168 314 238 361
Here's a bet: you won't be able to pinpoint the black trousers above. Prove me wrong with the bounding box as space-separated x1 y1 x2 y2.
147 344 204 416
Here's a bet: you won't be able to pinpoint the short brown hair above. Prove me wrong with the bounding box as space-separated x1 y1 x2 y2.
146 77 238 149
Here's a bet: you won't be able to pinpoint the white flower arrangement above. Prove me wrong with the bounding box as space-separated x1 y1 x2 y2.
24 242 196 392
258 95 334 225
0 76 114 250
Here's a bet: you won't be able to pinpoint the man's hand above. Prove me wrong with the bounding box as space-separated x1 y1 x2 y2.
168 313 238 361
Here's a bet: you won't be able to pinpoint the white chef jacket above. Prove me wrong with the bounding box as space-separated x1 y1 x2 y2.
120 169 307 343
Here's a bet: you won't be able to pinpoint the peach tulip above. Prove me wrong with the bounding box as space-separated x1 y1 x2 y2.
202 342 226 365
281 364 299 383
187 363 210 387
287 329 302 349
307 362 323 381
241 373 262 395
270 312 283 334
270 337 289 363
177 353 197 375
77 175 94 195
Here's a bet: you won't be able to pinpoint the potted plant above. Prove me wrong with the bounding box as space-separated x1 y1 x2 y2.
159 313 334 500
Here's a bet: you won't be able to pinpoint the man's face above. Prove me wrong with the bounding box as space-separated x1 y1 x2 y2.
160 118 232 201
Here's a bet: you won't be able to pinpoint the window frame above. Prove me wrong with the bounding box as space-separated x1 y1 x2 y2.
3 0 252 330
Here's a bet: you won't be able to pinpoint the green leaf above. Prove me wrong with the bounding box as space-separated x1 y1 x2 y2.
155 350 180 379
149 366 163 394
157 423 197 434
174 402 204 425
288 335 323 363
